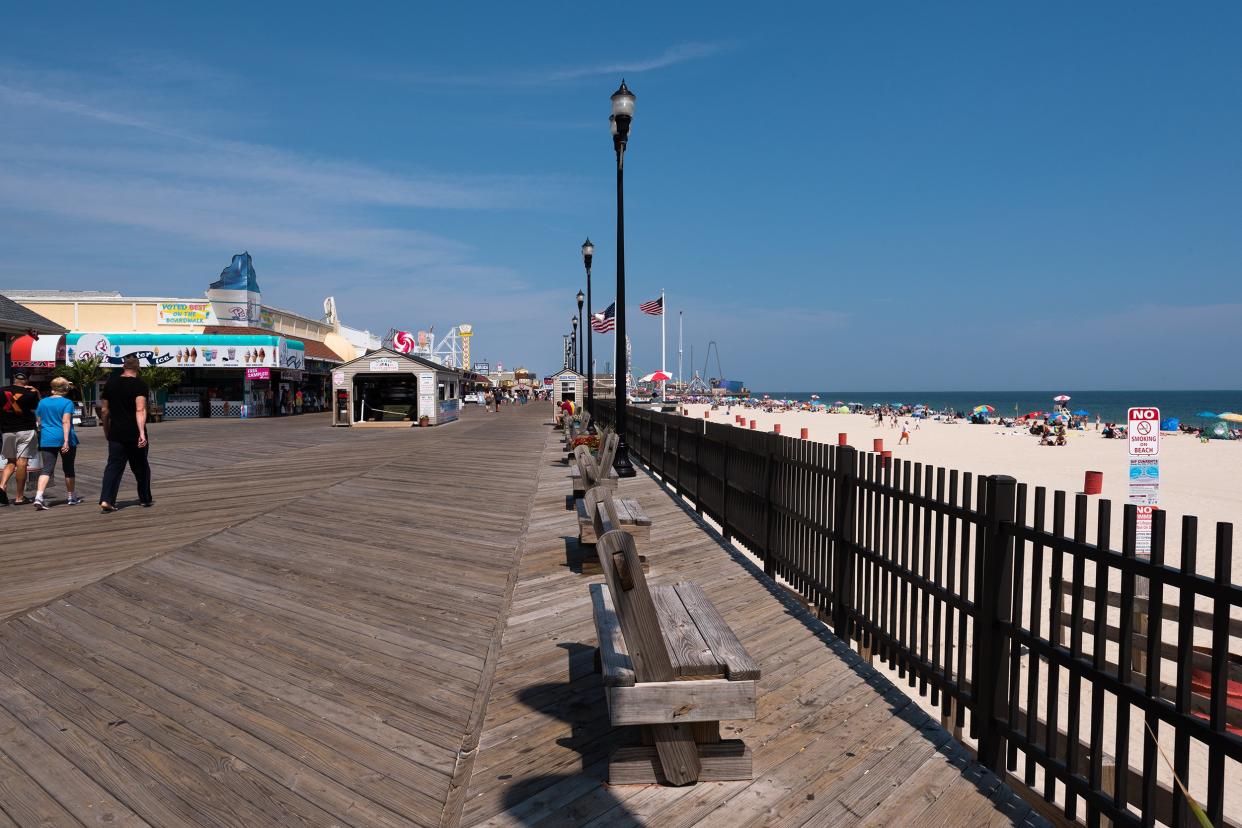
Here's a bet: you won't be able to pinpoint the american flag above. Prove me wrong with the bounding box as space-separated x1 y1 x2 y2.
639 295 663 315
591 302 616 332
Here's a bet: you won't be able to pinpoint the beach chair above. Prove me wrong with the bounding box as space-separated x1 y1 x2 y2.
590 530 759 784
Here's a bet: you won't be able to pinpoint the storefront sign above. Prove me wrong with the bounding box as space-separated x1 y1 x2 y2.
282 369 304 382
258 310 276 330
158 302 217 325
419 373 434 393
473 362 490 373
368 358 400 372
420 393 434 414
246 367 271 380
438 398 460 423
67 332 301 370
332 371 345 386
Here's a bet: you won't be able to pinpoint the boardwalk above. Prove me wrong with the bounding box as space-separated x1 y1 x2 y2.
0 405 1046 826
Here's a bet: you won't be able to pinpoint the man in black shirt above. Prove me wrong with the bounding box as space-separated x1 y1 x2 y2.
98 354 152 512
1 371 41 505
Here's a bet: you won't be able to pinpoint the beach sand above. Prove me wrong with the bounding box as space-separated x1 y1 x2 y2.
685 403 1240 580
675 402 1240 816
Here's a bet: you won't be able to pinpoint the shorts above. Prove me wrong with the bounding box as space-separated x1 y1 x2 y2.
1 430 38 462
39 446 76 478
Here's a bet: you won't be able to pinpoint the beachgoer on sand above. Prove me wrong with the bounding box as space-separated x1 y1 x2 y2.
899 422 910 445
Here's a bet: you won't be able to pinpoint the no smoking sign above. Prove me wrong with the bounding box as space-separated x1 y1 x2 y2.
1128 407 1160 457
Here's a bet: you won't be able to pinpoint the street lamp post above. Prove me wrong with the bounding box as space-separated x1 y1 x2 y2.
562 334 570 370
582 239 595 408
610 79 636 477
571 315 578 375
576 290 585 375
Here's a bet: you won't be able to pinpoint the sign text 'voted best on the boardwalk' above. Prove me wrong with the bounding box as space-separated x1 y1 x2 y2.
368 358 400 372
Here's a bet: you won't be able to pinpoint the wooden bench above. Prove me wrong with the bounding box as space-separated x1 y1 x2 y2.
570 433 619 499
589 530 760 785
577 487 651 547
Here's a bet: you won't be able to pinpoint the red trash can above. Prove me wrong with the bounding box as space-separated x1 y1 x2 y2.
800 428 809 440
774 423 781 434
839 432 848 446
873 438 884 453
1084 470 1103 494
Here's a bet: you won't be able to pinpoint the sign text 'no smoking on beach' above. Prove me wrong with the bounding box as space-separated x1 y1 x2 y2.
1127 407 1160 457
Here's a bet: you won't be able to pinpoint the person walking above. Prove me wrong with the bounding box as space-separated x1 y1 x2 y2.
899 421 911 445
33 377 81 509
98 354 152 512
1 370 41 506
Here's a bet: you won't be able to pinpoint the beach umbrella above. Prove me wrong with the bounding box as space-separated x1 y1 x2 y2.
1053 394 1071 402
1196 411 1218 418
1220 412 1242 423
973 404 995 414
640 370 671 382
810 394 820 399
833 400 844 405
1073 409 1090 416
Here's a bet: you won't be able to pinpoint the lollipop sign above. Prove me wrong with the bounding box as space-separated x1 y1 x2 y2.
392 330 416 353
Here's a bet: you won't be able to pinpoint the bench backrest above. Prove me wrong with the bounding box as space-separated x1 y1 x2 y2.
596 530 673 683
584 486 608 539
596 431 619 476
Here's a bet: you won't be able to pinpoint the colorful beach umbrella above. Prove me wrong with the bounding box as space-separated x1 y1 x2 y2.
1220 412 1242 423
1053 394 1071 402
810 394 820 399
1197 411 1218 418
1073 409 1090 416
973 404 995 414
639 370 671 382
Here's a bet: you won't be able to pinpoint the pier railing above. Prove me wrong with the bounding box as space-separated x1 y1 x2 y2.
594 401 1240 828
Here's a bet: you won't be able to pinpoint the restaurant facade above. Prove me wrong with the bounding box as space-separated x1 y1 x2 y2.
3 255 381 419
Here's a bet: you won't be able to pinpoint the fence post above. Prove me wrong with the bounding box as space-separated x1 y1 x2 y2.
975 474 1018 772
694 418 704 515
762 432 777 577
831 445 858 638
721 427 732 542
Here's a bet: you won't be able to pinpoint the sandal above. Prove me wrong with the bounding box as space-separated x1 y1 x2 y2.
99 503 117 513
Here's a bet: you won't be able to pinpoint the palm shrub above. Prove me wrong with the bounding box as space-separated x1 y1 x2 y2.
139 366 183 405
53 354 107 416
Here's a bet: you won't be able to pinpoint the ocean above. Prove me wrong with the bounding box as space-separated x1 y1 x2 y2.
753 391 1242 425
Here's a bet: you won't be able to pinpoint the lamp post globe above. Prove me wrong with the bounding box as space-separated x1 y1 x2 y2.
610 80 636 477
582 239 595 407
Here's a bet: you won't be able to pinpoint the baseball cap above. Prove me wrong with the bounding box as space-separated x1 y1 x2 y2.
12 370 28 380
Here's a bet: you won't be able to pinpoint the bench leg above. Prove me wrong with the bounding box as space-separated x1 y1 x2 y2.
608 736 752 785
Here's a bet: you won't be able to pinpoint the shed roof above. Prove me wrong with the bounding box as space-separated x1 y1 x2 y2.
336 347 463 374
0 294 66 335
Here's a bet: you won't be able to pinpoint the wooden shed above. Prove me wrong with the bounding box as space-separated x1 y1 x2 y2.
551 368 585 412
331 348 464 427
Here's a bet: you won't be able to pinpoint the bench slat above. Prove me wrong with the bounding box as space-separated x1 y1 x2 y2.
622 499 652 527
607 679 756 725
675 581 761 681
590 583 635 687
651 586 723 679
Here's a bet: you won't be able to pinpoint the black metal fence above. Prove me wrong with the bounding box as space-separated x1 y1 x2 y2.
596 401 1241 828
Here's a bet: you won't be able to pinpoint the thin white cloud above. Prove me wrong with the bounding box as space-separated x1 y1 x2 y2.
388 41 731 87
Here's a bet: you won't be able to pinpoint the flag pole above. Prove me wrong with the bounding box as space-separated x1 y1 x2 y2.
678 310 683 392
660 289 666 401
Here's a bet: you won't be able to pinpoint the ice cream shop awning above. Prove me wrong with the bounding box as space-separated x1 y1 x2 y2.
9 334 64 368
66 332 305 371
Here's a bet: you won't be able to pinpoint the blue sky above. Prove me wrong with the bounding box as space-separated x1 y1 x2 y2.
2 2 1238 389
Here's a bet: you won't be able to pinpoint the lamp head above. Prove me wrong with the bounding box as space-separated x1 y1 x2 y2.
610 80 635 145
581 237 594 269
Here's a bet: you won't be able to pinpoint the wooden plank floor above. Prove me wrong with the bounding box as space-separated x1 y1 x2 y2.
0 405 546 827
1 403 1049 826
458 414 1050 827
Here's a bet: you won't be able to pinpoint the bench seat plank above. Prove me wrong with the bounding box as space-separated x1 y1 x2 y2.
607 679 756 726
675 581 762 681
650 586 722 679
589 583 635 687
